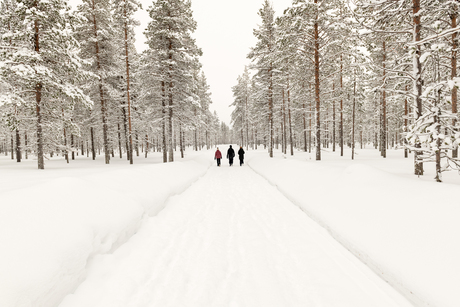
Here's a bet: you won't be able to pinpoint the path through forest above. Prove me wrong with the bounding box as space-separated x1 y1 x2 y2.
58 163 412 307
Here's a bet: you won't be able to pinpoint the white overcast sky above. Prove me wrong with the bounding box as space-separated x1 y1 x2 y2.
70 0 293 125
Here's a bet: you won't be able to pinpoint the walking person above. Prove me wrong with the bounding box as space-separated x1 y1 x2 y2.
238 146 245 166
227 145 235 166
214 147 222 167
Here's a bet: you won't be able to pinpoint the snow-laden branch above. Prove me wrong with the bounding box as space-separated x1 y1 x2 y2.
408 26 460 46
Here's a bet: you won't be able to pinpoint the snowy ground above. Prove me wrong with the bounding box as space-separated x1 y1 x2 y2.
248 147 460 307
0 146 458 307
0 150 211 307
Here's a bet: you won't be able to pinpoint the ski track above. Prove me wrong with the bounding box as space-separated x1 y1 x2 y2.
59 164 411 307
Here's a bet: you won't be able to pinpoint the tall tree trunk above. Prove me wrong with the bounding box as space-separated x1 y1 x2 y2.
123 0 134 165
340 55 344 157
382 41 387 158
160 81 167 162
404 85 408 158
309 88 312 153
435 87 442 182
35 85 44 167
121 105 130 161
314 11 321 161
71 134 75 160
180 123 184 158
413 0 423 175
268 63 274 158
92 0 109 164
333 82 336 152
135 132 139 156
303 102 307 152
282 88 287 154
325 105 329 148
24 132 28 159
352 71 356 160
287 79 294 156
167 36 174 162
117 123 122 158
194 109 198 151
90 126 96 160
11 134 14 160
245 96 249 150
15 128 21 162
374 98 379 149
63 125 69 163
452 10 458 159
99 82 109 163
145 134 149 158
34 15 44 169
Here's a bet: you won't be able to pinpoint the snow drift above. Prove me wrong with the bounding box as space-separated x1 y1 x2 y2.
0 153 211 307
248 149 460 307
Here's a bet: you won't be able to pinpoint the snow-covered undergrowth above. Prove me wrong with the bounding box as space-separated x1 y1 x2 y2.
0 151 211 307
248 147 460 307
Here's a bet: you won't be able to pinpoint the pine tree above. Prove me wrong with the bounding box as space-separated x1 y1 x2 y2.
145 0 202 162
77 0 119 164
113 0 140 164
0 0 92 169
248 0 277 158
231 67 251 149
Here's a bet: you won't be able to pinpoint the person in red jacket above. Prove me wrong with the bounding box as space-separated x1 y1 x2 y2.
214 147 222 166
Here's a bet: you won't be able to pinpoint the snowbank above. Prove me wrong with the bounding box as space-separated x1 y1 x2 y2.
248 148 460 307
0 152 211 307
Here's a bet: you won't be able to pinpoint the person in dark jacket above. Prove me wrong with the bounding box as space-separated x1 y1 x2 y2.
238 146 245 166
227 145 235 166
214 148 222 167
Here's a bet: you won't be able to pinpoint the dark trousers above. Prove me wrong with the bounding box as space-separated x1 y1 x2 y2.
240 158 244 166
229 158 234 166
217 158 221 166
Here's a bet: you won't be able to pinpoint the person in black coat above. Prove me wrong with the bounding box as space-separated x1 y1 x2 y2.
227 145 235 166
238 146 245 166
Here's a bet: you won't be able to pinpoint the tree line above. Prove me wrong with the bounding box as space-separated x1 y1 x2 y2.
0 0 225 169
230 0 460 182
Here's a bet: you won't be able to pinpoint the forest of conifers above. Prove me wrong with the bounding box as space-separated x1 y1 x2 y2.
0 0 227 169
233 0 460 181
1 0 460 181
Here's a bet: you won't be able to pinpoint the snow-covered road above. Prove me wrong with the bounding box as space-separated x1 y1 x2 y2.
59 164 412 307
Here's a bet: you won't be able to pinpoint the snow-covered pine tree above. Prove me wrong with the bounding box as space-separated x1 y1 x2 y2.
135 46 164 155
77 0 119 164
406 22 460 181
356 0 460 180
280 0 347 159
145 0 202 162
196 71 213 149
113 0 140 164
0 0 23 162
356 0 433 175
435 0 460 159
231 67 251 149
248 0 277 158
78 0 119 164
0 0 92 169
275 14 298 156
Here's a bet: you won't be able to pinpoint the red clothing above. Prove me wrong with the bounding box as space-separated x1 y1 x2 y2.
215 150 222 159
